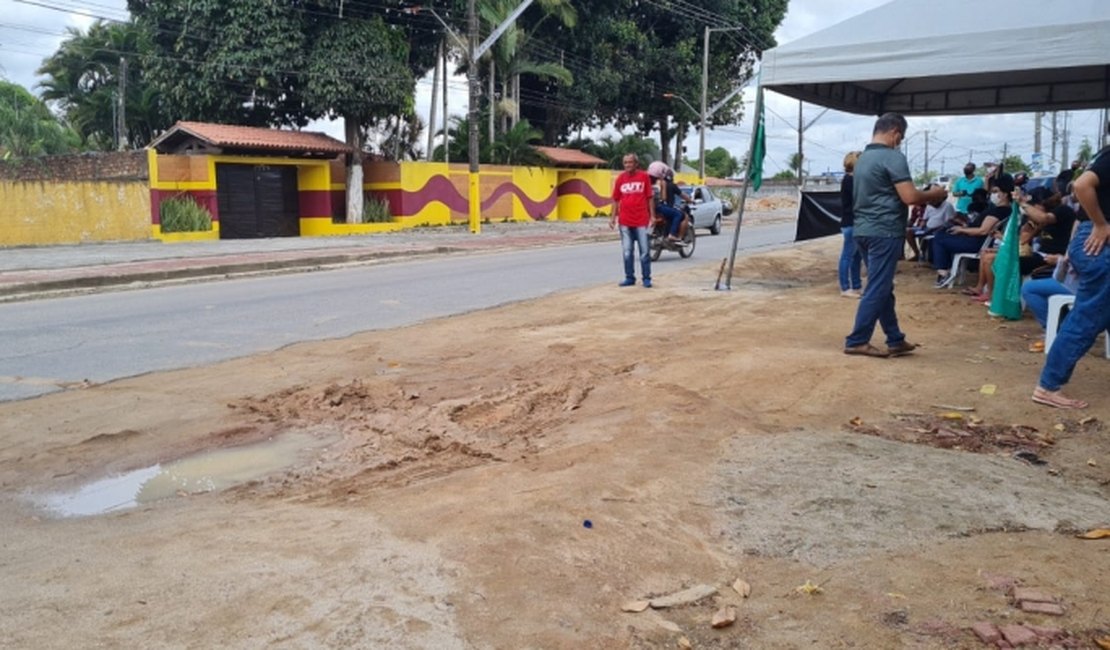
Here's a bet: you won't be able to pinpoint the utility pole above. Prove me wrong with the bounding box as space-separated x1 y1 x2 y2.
923 130 930 178
442 44 448 162
1051 111 1059 169
1034 111 1042 156
467 0 481 233
700 26 710 180
797 101 803 186
427 40 441 161
1061 111 1070 168
488 59 495 147
117 57 127 150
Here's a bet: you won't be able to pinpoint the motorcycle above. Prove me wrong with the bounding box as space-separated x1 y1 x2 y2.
649 202 695 260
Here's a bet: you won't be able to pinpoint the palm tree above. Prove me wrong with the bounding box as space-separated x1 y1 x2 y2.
479 0 576 137
434 114 492 163
37 20 166 149
491 119 544 165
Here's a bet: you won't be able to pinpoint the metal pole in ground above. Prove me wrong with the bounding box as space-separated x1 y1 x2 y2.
719 82 764 291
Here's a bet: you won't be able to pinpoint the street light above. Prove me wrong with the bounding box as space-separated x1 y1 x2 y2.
699 26 747 180
663 92 700 119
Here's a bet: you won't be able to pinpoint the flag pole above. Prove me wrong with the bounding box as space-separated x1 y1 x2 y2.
718 73 765 291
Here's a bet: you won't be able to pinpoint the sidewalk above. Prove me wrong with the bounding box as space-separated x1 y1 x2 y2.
0 220 617 301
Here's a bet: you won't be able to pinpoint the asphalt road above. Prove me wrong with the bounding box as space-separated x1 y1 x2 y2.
0 222 796 402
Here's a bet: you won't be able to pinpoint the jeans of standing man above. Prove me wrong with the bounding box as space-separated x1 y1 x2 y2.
1020 277 1073 329
845 235 907 348
619 225 651 283
657 204 683 237
838 226 864 291
1038 221 1110 390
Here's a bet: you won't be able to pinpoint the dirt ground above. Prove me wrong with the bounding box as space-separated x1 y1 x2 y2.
1 229 1108 649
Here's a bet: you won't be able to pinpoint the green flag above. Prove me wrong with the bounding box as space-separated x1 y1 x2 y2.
988 202 1023 320
747 88 765 192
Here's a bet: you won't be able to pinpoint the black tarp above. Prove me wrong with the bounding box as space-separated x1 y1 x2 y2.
794 191 843 242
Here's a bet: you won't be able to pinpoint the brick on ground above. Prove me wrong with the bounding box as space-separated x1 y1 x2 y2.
970 621 1001 644
1018 600 1065 616
999 624 1038 647
1010 587 1055 603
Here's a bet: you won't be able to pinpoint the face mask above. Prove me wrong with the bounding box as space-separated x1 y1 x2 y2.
990 194 1003 206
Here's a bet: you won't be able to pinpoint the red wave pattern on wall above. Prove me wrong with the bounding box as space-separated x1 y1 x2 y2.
375 174 608 218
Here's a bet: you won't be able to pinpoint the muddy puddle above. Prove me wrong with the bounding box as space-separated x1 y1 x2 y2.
36 430 335 517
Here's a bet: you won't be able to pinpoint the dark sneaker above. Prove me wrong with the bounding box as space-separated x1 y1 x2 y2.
643 279 652 288
933 275 950 289
619 279 635 287
887 340 917 357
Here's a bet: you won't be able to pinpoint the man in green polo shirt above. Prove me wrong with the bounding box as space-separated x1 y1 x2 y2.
845 113 949 358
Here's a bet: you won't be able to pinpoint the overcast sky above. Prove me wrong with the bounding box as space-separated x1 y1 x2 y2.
2 0 1105 177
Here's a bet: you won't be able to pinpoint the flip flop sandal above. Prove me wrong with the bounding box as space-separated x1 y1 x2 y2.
1031 390 1088 409
844 344 890 358
960 288 980 296
1028 340 1045 353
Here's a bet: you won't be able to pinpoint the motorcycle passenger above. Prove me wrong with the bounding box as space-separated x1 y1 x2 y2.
647 162 688 242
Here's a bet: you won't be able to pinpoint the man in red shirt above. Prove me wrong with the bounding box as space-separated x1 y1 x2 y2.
610 154 656 287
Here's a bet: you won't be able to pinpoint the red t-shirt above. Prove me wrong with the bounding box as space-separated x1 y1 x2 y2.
611 170 654 227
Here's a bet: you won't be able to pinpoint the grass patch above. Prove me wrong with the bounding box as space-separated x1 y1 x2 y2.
160 197 212 232
363 196 393 223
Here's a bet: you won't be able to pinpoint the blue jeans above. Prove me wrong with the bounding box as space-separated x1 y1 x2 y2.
1021 277 1073 329
619 225 651 282
931 231 986 271
838 226 863 291
1038 221 1110 390
657 204 683 237
846 236 907 348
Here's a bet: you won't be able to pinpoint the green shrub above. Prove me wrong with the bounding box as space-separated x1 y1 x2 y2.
159 197 212 232
362 196 393 223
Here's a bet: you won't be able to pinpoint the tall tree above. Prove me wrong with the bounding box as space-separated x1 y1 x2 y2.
128 0 443 222
518 0 787 153
37 20 167 149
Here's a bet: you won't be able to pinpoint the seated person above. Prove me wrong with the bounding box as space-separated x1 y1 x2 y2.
1020 186 1076 266
931 175 1013 287
646 161 684 240
920 189 957 233
1021 254 1078 352
966 188 1064 300
905 197 927 261
951 187 989 227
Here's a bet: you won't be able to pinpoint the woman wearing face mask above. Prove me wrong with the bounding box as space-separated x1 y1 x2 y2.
930 174 1014 288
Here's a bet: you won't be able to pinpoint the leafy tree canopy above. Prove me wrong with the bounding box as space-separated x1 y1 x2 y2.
0 80 80 158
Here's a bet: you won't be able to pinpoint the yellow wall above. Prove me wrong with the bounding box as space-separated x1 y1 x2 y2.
557 169 614 221
0 180 151 246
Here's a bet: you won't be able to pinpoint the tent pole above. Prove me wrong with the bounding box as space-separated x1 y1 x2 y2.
719 80 764 291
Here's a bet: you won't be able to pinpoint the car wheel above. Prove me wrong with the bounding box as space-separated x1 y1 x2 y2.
709 214 721 235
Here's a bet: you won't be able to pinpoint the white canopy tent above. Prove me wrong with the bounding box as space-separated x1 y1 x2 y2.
760 0 1110 116
719 0 1110 288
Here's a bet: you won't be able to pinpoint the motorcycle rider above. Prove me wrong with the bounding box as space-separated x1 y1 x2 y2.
647 161 690 242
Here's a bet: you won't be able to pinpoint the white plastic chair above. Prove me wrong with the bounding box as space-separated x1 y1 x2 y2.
1044 294 1110 358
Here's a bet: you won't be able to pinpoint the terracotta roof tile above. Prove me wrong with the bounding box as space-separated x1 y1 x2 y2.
533 146 607 167
155 121 352 154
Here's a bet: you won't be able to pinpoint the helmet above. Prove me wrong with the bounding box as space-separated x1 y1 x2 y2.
646 161 671 179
